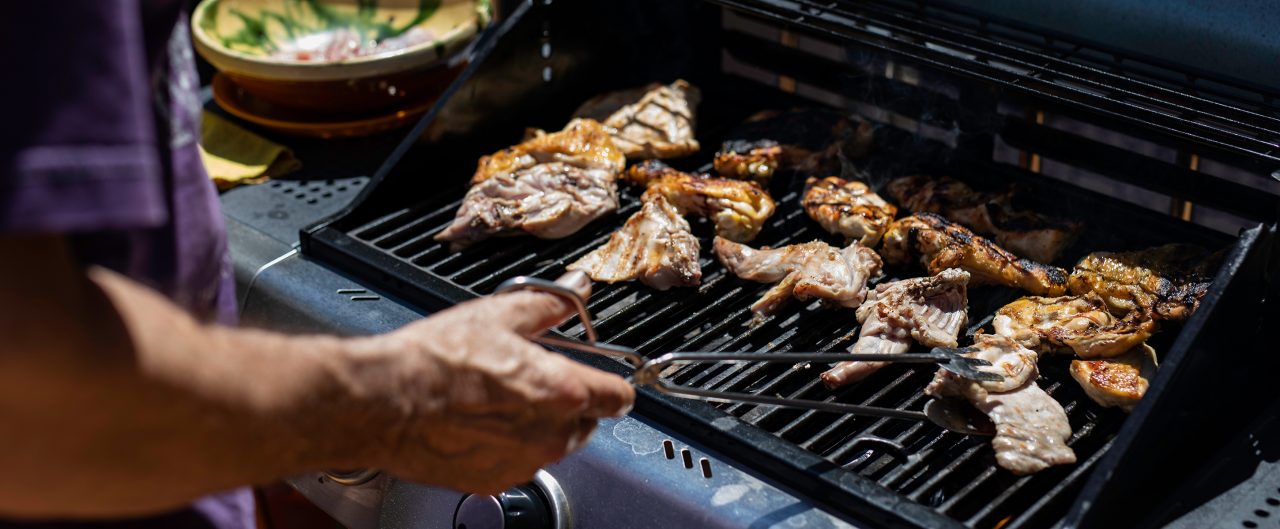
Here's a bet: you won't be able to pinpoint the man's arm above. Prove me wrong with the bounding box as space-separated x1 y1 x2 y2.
0 235 633 519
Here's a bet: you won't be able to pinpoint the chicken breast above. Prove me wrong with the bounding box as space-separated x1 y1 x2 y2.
573 80 701 160
992 293 1155 359
926 334 1077 475
626 161 776 243
1070 343 1157 412
802 176 898 246
881 213 1069 296
714 108 873 182
567 195 700 290
887 175 1081 263
471 118 625 185
821 268 970 388
1069 244 1221 321
713 237 883 317
435 162 619 249
437 119 626 249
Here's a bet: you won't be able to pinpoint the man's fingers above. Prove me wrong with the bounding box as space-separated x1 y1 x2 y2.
488 272 593 337
556 358 635 418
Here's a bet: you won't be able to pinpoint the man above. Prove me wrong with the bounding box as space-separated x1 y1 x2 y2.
0 2 634 527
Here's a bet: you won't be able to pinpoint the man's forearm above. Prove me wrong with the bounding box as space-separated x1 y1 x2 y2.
0 236 390 518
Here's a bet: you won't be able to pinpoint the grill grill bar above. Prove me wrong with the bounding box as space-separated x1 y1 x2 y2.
713 0 1280 165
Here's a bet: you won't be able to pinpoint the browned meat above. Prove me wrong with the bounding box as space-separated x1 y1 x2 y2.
713 237 883 317
712 140 782 185
1068 244 1222 321
625 161 776 243
437 119 626 249
435 162 619 249
886 175 1082 263
470 118 625 185
992 293 1155 359
567 195 700 290
1070 343 1157 412
802 176 898 246
926 334 1076 475
881 213 1069 296
714 109 873 182
573 80 701 160
821 268 969 388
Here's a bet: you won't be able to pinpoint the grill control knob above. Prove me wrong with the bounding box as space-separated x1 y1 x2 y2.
452 471 569 529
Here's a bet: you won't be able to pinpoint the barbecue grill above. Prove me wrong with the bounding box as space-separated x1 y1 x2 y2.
222 1 1280 528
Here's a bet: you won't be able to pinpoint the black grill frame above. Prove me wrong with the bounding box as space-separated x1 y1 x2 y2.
300 1 1279 528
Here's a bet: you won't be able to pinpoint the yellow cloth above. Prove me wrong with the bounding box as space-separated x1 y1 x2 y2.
199 111 301 190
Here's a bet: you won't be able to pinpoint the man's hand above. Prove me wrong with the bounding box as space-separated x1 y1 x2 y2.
343 272 634 494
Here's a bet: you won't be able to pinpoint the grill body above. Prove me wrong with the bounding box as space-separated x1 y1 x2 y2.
293 1 1280 527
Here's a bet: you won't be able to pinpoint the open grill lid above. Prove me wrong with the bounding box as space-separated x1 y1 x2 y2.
300 1 1280 528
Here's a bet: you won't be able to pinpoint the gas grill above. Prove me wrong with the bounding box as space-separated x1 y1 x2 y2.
222 1 1280 528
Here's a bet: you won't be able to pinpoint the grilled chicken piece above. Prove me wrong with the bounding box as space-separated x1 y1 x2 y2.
926 334 1077 475
573 80 701 160
471 118 625 185
714 109 873 183
625 161 776 243
713 140 782 185
437 119 626 249
713 237 883 317
881 213 1069 296
435 162 619 249
821 268 970 388
567 195 700 290
1070 343 1158 412
887 175 1081 263
992 293 1155 359
802 176 898 246
1068 244 1221 321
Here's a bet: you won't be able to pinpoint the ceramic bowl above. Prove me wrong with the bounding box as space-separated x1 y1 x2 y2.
192 0 490 113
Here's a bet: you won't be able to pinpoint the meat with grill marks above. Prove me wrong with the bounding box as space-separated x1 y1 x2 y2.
821 268 969 388
1068 243 1222 321
881 213 1069 296
1070 343 1158 412
926 334 1076 475
573 80 701 160
992 293 1155 359
886 175 1082 263
625 161 776 243
802 176 898 246
437 119 625 249
713 108 874 183
713 237 883 318
567 194 701 290
470 118 625 185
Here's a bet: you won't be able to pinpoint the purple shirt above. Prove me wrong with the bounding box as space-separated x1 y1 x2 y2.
1 1 250 527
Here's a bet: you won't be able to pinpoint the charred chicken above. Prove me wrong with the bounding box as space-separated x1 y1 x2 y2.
573 80 701 160
1068 243 1221 321
714 237 882 318
801 176 898 246
567 195 701 290
437 119 625 249
821 268 970 388
626 161 776 242
992 293 1155 359
887 175 1082 263
926 334 1077 475
881 213 1069 296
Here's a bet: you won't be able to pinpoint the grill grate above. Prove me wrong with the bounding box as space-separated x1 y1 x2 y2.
301 1 1270 527
341 128 1203 527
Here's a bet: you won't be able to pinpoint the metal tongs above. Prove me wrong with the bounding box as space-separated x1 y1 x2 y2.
497 276 998 436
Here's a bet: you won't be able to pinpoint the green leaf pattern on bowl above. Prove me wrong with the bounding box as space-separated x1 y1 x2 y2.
201 0 488 57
